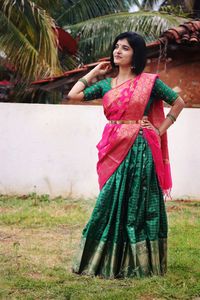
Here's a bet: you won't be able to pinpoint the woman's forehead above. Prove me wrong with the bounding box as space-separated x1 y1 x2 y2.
115 38 130 47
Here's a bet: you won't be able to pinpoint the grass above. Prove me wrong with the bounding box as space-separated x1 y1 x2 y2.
0 194 200 300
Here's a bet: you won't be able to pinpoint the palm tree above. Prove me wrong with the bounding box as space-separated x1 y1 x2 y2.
0 0 134 103
1 0 198 81
0 0 129 81
1 0 195 81
62 0 190 63
0 0 63 81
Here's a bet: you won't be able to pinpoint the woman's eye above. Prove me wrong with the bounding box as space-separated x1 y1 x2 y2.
114 44 129 50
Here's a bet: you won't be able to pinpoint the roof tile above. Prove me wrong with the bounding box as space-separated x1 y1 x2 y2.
162 20 200 44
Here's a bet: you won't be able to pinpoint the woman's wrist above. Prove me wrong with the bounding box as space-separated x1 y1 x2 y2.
81 69 98 86
87 68 99 79
78 77 88 87
166 113 176 123
77 68 99 91
155 127 161 136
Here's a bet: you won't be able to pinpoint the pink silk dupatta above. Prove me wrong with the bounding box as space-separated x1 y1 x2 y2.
96 72 172 194
144 98 172 194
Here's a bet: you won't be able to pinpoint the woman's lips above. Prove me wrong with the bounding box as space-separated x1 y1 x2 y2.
114 55 122 59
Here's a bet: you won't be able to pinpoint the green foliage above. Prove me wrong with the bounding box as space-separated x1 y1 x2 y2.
160 4 188 16
52 0 131 26
67 11 186 63
0 195 200 299
0 0 133 102
62 0 189 64
9 83 64 104
0 0 62 81
0 0 196 102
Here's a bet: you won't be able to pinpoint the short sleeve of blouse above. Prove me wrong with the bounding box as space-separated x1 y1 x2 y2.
151 78 178 105
83 81 103 101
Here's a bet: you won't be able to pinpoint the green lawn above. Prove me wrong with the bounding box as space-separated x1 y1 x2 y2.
0 194 200 300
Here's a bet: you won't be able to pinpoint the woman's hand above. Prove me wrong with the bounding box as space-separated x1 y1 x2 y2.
141 119 159 135
91 62 112 77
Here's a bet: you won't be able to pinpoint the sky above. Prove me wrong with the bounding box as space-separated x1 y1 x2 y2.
129 0 165 12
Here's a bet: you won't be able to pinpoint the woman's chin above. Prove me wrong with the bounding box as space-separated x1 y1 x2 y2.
114 59 121 65
114 62 122 67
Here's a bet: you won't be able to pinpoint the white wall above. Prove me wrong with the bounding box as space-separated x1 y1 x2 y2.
0 103 199 199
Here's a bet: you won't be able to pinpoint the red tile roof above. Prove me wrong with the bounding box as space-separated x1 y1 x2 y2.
160 20 200 44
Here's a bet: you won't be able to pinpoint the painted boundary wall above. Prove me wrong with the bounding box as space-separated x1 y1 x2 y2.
0 103 199 199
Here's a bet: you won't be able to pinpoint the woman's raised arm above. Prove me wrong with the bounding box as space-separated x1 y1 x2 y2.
67 62 111 101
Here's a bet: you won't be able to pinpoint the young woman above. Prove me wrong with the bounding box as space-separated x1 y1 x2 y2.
68 32 185 278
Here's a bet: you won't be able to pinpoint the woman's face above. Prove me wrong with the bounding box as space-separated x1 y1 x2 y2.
113 38 133 67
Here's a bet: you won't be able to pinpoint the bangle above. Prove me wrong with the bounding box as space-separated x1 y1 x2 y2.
156 127 160 136
167 113 176 123
78 77 88 87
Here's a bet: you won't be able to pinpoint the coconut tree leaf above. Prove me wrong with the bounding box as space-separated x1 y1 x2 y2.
65 11 187 62
0 0 62 81
56 0 132 25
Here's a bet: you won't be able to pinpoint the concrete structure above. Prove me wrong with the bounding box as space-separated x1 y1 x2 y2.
0 103 199 199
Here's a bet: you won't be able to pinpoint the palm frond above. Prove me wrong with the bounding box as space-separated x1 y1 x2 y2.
159 4 188 16
0 0 62 80
65 11 187 62
56 0 131 25
32 0 60 10
58 50 80 71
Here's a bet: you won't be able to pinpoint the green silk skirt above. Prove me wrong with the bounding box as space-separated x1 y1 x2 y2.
72 131 168 278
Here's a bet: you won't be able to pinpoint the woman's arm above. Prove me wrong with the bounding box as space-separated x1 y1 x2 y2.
157 96 185 136
67 62 111 101
142 96 185 135
142 77 185 135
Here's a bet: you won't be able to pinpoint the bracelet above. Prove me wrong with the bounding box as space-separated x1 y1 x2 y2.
167 113 176 123
78 77 88 87
156 127 160 136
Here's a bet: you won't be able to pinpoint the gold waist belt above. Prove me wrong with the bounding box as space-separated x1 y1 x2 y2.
109 120 142 124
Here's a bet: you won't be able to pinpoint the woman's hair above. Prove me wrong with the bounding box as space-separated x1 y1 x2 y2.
110 32 147 75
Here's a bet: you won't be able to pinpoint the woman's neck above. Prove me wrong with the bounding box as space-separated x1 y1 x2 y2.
117 66 136 81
